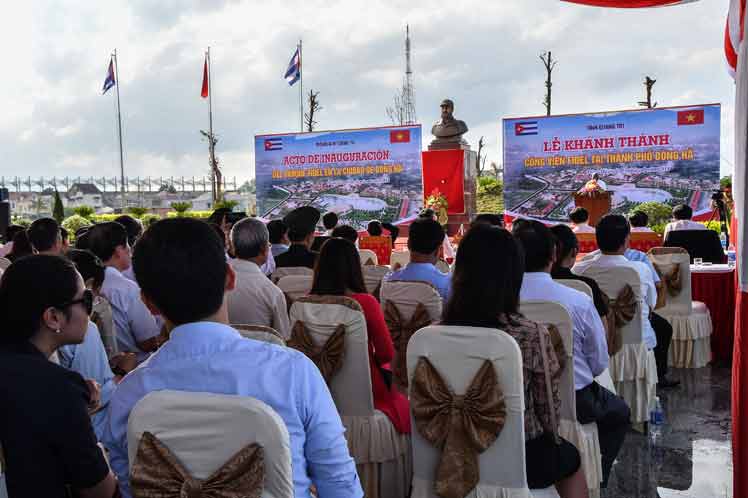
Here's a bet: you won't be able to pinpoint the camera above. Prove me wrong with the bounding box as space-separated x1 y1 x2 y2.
711 190 725 203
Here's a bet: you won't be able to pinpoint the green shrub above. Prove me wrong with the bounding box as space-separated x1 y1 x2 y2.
170 201 192 216
629 201 672 228
62 215 93 240
127 207 149 218
11 217 32 227
90 214 121 223
140 214 161 228
477 177 504 214
213 199 239 211
166 210 212 219
72 205 95 219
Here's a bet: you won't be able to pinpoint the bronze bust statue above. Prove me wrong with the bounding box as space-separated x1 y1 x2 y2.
430 99 469 149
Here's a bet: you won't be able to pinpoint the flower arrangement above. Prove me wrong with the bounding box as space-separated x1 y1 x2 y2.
424 189 449 226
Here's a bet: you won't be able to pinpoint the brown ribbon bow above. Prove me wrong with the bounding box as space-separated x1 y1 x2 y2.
544 323 566 377
383 301 433 388
364 258 376 266
287 321 346 384
653 263 683 309
392 262 403 271
411 357 506 498
131 431 264 498
605 284 637 356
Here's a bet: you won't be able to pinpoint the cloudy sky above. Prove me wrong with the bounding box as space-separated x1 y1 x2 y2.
0 0 734 186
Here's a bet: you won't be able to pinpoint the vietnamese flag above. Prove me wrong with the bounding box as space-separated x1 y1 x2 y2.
390 129 411 143
677 109 705 125
200 57 209 98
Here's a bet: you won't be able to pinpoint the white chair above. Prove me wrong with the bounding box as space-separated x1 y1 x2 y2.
0 258 10 272
289 296 411 498
390 250 410 271
359 249 379 266
233 324 286 346
276 274 312 306
127 390 293 498
520 300 603 497
648 247 712 368
362 265 391 295
578 265 657 424
271 266 313 284
407 325 532 498
0 443 7 498
92 296 118 358
555 279 594 300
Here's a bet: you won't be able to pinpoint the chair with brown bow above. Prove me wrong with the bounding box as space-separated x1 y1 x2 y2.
92 295 118 358
406 325 531 498
233 324 286 347
276 274 313 308
520 301 603 497
270 266 313 285
362 265 391 296
359 249 379 266
127 390 293 498
647 247 712 368
577 265 656 425
380 280 443 392
0 257 10 272
389 250 410 271
289 295 411 498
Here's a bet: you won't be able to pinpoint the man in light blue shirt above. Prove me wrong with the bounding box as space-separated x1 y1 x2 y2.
385 217 451 302
103 218 362 498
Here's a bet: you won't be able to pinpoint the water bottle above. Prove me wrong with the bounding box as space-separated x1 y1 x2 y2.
728 244 736 269
650 396 665 463
720 232 727 252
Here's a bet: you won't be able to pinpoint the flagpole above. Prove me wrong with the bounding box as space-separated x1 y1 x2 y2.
207 47 218 201
299 39 303 132
113 49 126 210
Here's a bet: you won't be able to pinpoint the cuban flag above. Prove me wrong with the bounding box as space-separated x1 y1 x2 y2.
284 47 301 86
264 138 283 151
102 58 116 95
514 121 539 136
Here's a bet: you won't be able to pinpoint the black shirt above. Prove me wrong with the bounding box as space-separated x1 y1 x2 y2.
0 341 110 498
274 244 318 269
551 267 610 317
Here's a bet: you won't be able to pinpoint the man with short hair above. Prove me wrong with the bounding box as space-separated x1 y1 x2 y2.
367 220 383 237
471 213 504 229
114 215 143 282
275 206 321 269
629 210 654 233
384 218 451 302
85 222 160 360
227 218 291 338
267 219 290 257
332 224 359 245
663 204 706 239
27 217 63 255
569 207 594 233
514 220 628 487
104 218 363 498
0 225 25 258
322 211 338 234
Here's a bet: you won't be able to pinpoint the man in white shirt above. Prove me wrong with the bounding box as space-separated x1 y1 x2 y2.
514 220 629 487
573 214 678 388
113 215 143 283
628 211 655 233
227 217 291 338
85 222 161 361
569 207 595 233
663 204 706 239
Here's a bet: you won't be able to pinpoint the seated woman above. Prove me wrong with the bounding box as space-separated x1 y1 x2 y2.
6 230 33 262
310 237 410 434
442 225 587 498
0 255 118 498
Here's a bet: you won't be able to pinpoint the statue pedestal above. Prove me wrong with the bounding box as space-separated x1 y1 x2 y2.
422 149 477 235
428 141 471 151
573 191 612 227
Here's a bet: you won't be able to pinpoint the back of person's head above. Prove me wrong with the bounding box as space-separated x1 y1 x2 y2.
267 220 288 244
7 231 33 262
85 222 129 262
208 207 233 226
74 227 91 250
5 225 25 244
27 217 60 253
550 224 578 267
672 204 693 221
419 208 436 220
0 255 80 344
67 249 105 292
407 218 445 255
512 220 555 272
331 224 359 244
231 217 269 260
114 215 143 248
133 218 227 325
367 220 383 236
381 222 399 243
569 207 589 225
443 225 524 328
208 222 227 250
59 226 69 245
311 238 366 295
322 212 338 230
596 214 630 252
471 213 504 229
629 210 649 228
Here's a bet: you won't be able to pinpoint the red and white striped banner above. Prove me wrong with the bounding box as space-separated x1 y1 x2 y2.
727 0 746 76
562 0 698 7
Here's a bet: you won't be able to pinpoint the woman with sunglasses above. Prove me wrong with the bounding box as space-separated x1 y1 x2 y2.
0 255 119 498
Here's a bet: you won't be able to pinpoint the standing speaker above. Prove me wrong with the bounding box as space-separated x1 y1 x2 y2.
0 202 9 241
0 188 8 202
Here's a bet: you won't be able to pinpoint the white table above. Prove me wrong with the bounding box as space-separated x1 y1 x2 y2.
689 263 733 274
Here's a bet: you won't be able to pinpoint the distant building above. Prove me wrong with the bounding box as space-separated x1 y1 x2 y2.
67 183 104 209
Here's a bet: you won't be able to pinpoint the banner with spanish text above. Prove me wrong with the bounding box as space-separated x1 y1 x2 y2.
255 125 423 228
503 104 720 223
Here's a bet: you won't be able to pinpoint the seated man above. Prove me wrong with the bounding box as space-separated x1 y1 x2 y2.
573 214 678 388
569 207 595 233
267 219 290 257
663 204 706 239
367 219 384 237
103 218 362 498
332 224 359 245
470 213 504 229
227 218 291 338
514 220 628 488
384 217 451 302
322 211 338 235
275 206 321 269
629 210 654 233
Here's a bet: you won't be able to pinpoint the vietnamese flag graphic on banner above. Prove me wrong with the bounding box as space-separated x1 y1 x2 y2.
390 129 411 143
677 109 705 125
562 0 699 6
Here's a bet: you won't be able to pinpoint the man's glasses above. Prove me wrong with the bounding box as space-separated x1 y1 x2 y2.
59 289 94 316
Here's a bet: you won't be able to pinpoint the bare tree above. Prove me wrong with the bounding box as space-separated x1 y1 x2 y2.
200 130 222 201
490 162 502 180
540 51 558 116
304 90 322 132
386 88 407 126
476 136 488 177
638 76 657 109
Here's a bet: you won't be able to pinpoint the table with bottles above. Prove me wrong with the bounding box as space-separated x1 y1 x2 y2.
690 263 735 364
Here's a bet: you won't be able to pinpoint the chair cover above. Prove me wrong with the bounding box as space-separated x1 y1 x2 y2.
289 296 411 498
578 265 657 424
271 266 313 284
127 390 293 498
276 274 313 306
359 249 379 266
362 265 391 296
0 258 9 272
359 236 393 266
92 296 118 358
0 443 7 498
407 325 532 498
647 247 712 368
554 279 593 300
390 250 410 271
435 259 451 274
520 301 602 494
233 324 286 347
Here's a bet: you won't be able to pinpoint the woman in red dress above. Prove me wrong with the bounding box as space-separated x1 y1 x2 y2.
310 237 410 434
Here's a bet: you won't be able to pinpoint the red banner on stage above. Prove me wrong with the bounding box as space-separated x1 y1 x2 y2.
422 150 465 214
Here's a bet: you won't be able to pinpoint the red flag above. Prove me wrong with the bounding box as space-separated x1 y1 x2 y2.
389 129 410 143
676 109 704 125
200 57 209 98
562 0 698 6
422 150 465 214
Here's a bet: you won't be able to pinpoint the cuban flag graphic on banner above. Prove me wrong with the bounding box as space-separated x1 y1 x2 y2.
102 58 116 95
264 138 283 151
284 47 301 86
514 121 539 136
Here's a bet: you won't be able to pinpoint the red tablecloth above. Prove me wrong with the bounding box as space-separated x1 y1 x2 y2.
691 268 736 364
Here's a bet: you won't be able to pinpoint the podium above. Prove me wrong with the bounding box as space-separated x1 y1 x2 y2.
421 149 477 235
573 190 612 227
